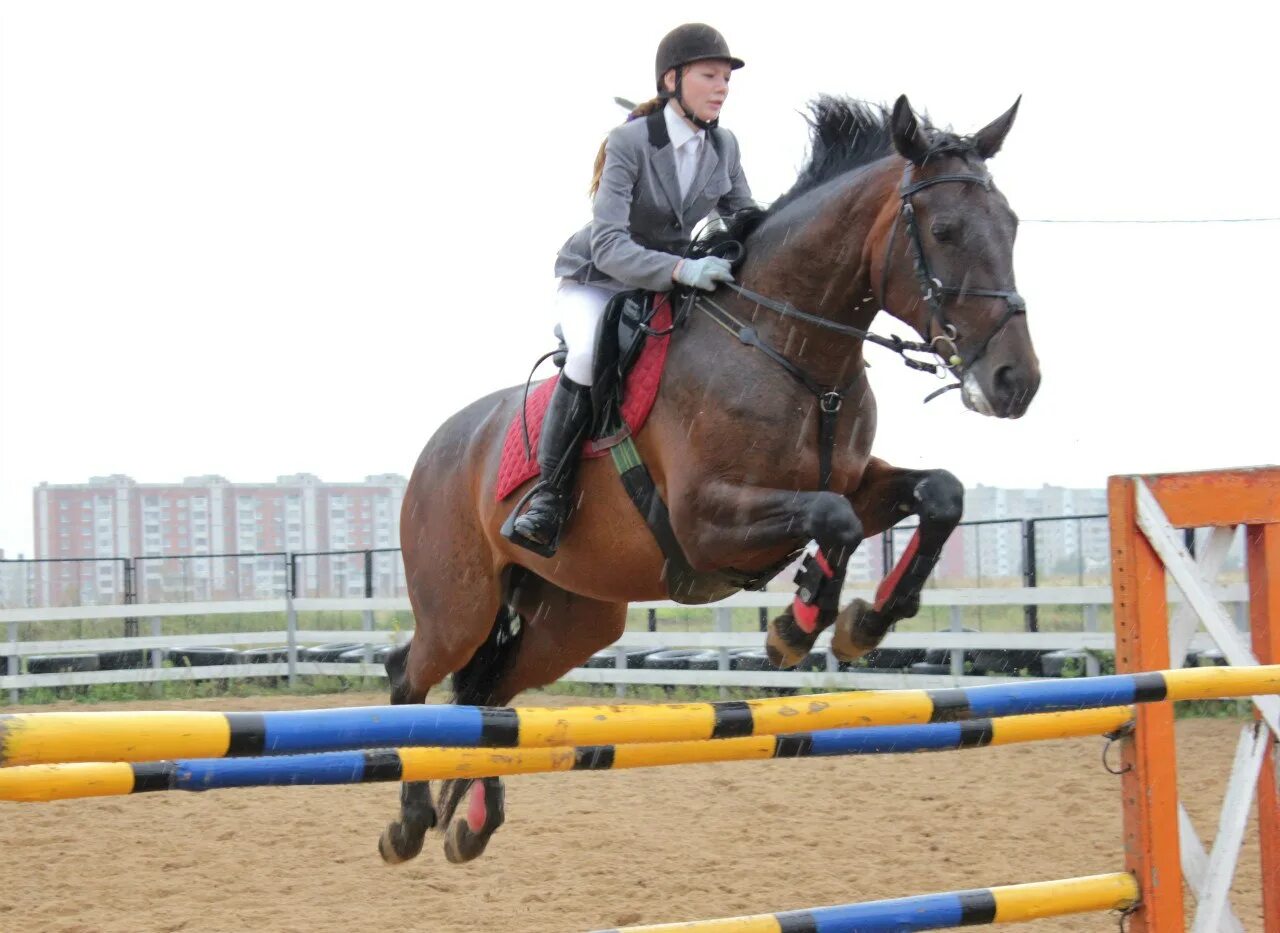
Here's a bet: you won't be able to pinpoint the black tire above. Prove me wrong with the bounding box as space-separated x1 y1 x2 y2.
166 647 240 667
970 649 1047 676
583 649 621 669
623 648 661 668
795 651 830 672
1039 649 1090 678
26 654 101 674
860 647 928 670
908 662 952 675
97 649 151 671
642 649 707 670
924 629 979 666
686 650 727 671
338 647 384 663
731 648 776 671
239 647 290 664
300 643 367 663
371 644 395 664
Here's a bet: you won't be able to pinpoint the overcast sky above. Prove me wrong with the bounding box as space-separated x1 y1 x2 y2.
1 1 1277 556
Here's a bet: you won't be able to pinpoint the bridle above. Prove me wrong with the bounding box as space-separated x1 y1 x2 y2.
686 158 1027 490
878 162 1027 377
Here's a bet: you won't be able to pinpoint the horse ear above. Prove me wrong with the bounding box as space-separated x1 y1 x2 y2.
972 96 1021 160
891 94 930 166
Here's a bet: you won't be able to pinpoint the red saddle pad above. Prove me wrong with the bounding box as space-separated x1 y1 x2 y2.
495 295 672 501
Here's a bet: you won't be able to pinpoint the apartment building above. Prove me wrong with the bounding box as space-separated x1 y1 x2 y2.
31 473 407 605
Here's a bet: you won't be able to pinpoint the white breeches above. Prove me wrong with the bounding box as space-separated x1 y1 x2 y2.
554 279 615 386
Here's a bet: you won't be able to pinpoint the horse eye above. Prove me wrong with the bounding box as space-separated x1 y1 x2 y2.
931 220 956 241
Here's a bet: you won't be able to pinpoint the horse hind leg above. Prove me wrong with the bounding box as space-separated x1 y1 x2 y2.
377 640 438 864
435 575 628 865
436 597 526 865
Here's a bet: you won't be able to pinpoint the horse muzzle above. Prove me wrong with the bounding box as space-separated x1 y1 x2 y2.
960 360 1040 419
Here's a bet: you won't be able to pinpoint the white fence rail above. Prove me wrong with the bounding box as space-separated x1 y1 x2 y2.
1 585 1250 702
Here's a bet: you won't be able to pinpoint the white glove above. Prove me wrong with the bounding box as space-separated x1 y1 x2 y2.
673 256 734 291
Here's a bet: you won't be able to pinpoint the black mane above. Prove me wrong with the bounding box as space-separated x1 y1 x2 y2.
696 96 971 259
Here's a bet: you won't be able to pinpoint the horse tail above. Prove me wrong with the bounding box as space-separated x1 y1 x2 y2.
450 567 527 707
438 585 526 832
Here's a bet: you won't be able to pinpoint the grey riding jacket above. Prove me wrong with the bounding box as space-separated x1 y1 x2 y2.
554 108 755 295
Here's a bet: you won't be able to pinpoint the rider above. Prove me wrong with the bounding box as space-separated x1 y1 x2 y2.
506 23 756 556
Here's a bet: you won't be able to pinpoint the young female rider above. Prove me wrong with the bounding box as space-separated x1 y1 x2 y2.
507 23 756 556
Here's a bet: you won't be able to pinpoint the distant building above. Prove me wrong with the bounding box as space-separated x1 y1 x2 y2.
0 549 34 609
31 473 407 605
961 485 1109 581
24 475 1126 604
853 485 1110 585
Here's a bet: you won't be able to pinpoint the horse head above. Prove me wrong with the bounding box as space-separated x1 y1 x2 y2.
879 94 1039 418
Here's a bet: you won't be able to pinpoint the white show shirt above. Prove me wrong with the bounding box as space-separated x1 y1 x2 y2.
663 100 705 204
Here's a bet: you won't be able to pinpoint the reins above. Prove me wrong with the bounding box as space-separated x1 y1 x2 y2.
685 160 1028 488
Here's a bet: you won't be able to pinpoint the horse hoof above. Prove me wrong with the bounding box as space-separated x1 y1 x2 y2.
765 610 813 669
443 818 490 864
378 821 424 865
442 779 505 864
831 598 878 663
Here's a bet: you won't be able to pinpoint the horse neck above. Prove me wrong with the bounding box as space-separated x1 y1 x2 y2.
731 161 902 383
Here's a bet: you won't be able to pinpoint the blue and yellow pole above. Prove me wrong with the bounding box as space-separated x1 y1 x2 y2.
1 706 1130 802
589 872 1140 932
2 664 1275 768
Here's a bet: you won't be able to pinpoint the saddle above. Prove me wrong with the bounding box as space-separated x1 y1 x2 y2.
586 288 666 448
497 287 794 602
495 290 674 502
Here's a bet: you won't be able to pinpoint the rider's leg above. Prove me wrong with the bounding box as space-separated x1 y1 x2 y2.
507 281 611 555
555 280 612 387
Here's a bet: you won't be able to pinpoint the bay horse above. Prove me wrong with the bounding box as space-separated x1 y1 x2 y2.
381 94 1039 865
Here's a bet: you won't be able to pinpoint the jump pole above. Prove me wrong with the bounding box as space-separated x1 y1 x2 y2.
590 872 1140 932
0 706 1133 803
3 665 1278 769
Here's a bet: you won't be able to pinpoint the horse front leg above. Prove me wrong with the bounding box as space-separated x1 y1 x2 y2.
829 459 964 662
667 481 865 669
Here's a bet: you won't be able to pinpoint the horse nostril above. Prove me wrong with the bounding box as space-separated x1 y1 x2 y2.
993 365 1017 395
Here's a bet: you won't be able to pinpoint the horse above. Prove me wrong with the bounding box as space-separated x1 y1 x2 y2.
380 94 1040 865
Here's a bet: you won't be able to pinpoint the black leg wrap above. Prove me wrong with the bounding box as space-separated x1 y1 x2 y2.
794 552 842 616
766 552 845 669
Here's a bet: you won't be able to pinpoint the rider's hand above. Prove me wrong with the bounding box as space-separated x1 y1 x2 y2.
673 256 734 291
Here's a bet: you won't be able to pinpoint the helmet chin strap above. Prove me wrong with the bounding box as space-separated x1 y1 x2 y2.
666 70 718 131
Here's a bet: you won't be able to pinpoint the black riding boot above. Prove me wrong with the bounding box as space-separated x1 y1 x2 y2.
504 375 593 557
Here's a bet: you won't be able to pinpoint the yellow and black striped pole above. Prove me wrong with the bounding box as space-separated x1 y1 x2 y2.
2 664 1275 769
0 707 1132 802
589 872 1139 931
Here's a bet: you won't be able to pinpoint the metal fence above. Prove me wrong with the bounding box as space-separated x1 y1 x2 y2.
0 514 1250 632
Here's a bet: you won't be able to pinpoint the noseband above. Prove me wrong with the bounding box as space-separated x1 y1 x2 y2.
879 163 1026 376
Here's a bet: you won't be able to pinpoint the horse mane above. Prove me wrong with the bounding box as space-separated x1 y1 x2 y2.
694 95 971 260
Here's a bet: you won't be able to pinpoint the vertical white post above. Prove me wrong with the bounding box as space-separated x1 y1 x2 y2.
150 617 163 671
714 607 733 699
949 605 963 679
1084 604 1101 677
6 621 18 705
362 608 374 666
286 592 298 687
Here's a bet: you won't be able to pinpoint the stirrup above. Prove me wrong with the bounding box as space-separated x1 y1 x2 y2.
500 482 564 558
